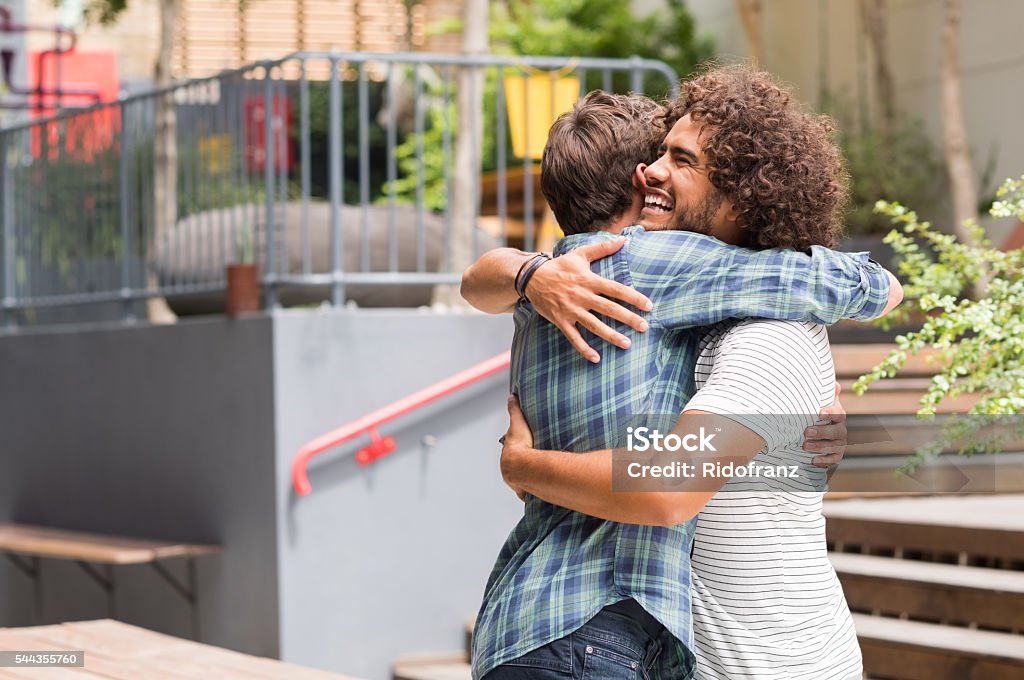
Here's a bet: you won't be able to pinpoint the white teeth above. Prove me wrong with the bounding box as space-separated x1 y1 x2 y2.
644 194 672 210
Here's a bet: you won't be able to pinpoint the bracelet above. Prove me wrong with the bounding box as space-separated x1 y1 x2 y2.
516 253 552 302
513 254 538 295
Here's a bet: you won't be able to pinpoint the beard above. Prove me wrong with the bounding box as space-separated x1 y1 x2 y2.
639 190 723 235
669 190 722 235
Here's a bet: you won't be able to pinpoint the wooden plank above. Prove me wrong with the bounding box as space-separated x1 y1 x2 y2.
832 344 941 377
826 457 1024 495
825 494 1024 561
0 525 221 565
11 620 202 662
0 621 360 679
832 553 1024 630
180 645 355 680
825 494 1024 530
393 656 470 680
0 669 108 679
854 613 1024 680
835 381 980 414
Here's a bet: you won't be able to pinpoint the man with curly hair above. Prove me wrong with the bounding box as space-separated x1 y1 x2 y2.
464 65 893 680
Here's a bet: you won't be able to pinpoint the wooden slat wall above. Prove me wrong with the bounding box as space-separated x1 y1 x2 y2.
174 0 427 79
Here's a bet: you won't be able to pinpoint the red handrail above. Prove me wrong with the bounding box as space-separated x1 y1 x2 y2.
292 350 512 496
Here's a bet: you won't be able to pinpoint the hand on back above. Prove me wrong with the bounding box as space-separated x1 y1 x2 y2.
525 237 653 363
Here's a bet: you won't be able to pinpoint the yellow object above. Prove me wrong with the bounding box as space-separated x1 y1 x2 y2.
504 70 580 160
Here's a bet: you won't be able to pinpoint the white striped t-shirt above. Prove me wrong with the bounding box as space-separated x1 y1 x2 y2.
683 319 862 680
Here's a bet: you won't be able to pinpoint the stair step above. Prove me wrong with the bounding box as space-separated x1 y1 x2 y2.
836 380 979 414
832 344 939 378
832 552 1024 631
393 657 470 680
825 494 1024 563
826 453 1024 494
854 613 1024 680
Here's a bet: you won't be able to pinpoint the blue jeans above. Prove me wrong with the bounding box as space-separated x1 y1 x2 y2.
483 602 684 680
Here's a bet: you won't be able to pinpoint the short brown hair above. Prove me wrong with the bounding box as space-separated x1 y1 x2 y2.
541 91 666 235
666 64 849 250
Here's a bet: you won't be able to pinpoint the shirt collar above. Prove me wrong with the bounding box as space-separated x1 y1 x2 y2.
552 225 647 257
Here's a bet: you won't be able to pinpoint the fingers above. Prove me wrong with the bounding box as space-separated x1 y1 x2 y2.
576 237 626 263
804 421 847 443
811 451 846 467
555 322 601 364
595 278 653 315
818 400 848 424
503 395 536 448
589 296 649 336
506 394 527 428
574 311 631 354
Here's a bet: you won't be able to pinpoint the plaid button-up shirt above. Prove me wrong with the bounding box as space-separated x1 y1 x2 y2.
471 226 889 680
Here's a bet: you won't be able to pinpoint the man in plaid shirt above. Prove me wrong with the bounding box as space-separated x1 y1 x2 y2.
461 72 900 680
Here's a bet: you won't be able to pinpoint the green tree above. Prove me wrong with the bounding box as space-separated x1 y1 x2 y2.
491 0 713 95
855 176 1024 469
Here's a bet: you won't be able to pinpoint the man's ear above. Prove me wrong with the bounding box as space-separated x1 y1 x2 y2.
633 164 647 190
723 200 741 226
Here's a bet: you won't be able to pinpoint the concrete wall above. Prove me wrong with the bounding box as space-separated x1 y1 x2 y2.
0 315 281 657
271 309 522 680
1 308 522 680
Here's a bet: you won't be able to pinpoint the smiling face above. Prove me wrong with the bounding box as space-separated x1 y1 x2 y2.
637 114 741 243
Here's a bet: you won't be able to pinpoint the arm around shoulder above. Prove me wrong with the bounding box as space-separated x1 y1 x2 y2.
460 248 533 314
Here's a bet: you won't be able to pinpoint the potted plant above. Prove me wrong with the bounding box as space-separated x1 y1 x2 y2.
225 221 260 316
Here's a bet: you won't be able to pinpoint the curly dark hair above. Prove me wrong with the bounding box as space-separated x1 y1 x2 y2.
542 91 666 235
665 64 849 250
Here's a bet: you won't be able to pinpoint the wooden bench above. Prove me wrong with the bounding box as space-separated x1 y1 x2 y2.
832 552 1024 632
853 613 1024 680
0 618 359 679
0 524 221 638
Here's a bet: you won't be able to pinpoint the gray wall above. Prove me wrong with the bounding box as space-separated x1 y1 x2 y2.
272 309 522 680
1 309 524 680
0 315 281 657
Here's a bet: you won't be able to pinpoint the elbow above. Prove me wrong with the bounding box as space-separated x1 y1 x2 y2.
882 270 904 316
459 263 478 307
650 494 701 527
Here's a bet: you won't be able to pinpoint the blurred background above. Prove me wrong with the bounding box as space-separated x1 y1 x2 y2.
0 2 1021 679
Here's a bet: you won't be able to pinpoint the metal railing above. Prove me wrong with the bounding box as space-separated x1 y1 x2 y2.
0 52 678 326
292 349 512 496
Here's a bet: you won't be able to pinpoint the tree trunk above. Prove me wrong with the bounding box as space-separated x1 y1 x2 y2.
148 0 179 323
734 0 763 67
941 0 977 242
432 0 487 307
859 0 895 135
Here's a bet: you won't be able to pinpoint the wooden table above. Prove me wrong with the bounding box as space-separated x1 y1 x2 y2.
0 619 361 679
0 524 221 637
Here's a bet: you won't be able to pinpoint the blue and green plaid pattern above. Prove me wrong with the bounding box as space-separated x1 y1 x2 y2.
471 226 889 680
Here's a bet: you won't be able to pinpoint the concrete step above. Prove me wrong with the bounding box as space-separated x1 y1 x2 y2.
832 552 1024 632
854 613 1024 680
